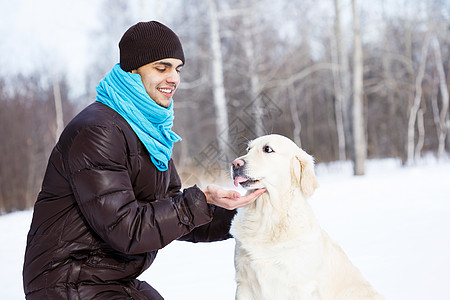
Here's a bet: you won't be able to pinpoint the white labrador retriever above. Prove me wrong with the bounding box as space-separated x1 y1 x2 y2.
230 134 383 300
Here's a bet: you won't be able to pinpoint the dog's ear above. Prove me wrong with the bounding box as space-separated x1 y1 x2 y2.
291 149 318 197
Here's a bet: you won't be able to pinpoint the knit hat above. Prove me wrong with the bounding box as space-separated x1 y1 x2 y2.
119 21 185 72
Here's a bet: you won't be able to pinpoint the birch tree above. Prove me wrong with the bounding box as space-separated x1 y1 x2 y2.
331 0 350 161
430 36 449 159
241 9 264 137
207 0 230 155
351 0 366 175
415 108 425 162
53 78 64 144
407 32 430 166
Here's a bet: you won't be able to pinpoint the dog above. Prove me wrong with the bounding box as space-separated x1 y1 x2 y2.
230 134 383 300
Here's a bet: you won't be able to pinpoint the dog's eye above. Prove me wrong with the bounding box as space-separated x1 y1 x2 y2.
263 145 274 153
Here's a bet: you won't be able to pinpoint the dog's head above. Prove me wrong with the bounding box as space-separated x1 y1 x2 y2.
231 134 318 197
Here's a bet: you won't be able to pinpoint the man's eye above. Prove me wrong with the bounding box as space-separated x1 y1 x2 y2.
263 145 274 153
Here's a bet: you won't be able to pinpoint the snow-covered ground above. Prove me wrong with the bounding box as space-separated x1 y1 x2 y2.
2 158 450 299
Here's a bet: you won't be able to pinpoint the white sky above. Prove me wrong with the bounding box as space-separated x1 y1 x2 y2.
0 0 174 97
0 0 99 83
0 0 439 97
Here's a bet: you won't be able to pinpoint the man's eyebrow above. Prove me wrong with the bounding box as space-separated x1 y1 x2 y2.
154 62 184 68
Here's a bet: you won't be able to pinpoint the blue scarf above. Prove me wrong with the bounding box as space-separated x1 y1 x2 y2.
96 63 181 171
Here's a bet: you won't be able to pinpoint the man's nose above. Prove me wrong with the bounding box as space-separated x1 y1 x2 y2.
232 159 245 170
166 70 180 84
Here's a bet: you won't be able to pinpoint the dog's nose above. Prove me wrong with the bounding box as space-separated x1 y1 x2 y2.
232 159 245 170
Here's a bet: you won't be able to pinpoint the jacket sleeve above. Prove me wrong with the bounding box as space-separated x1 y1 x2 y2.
65 124 213 255
177 205 236 243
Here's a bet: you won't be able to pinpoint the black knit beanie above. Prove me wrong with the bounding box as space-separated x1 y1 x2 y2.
119 21 185 72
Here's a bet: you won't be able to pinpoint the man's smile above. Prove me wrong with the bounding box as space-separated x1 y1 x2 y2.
157 87 175 96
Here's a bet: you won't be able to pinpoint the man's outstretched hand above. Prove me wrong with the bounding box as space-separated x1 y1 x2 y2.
203 184 266 210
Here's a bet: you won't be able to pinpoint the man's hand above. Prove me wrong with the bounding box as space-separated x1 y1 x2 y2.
203 184 266 210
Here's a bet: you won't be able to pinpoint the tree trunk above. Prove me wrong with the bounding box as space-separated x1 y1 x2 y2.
414 108 425 161
332 0 349 161
242 13 264 137
415 108 425 162
431 36 449 159
53 78 64 144
208 0 230 155
381 15 399 158
407 32 430 166
351 0 366 175
431 74 441 145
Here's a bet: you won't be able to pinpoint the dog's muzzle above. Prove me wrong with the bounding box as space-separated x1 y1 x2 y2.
231 159 259 187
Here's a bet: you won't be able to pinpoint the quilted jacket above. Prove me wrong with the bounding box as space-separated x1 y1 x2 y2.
23 102 236 299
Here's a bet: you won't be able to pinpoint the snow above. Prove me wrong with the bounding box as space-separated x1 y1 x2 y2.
1 158 450 299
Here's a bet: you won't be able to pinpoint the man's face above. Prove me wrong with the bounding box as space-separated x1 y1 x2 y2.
132 58 183 108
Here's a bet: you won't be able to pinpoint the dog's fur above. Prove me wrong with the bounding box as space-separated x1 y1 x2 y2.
230 134 383 300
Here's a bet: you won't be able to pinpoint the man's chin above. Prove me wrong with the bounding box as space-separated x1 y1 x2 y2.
155 99 172 108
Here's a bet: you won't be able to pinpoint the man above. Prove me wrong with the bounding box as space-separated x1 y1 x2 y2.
23 21 264 300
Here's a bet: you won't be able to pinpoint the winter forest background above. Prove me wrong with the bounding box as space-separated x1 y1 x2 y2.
1 0 449 214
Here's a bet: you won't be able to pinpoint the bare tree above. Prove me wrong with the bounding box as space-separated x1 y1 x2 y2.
207 0 230 156
407 32 431 166
430 35 449 159
415 107 425 161
331 0 350 161
351 0 366 175
241 8 264 137
53 78 64 143
0 75 75 213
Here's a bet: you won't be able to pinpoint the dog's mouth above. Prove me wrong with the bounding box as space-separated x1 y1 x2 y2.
233 175 260 188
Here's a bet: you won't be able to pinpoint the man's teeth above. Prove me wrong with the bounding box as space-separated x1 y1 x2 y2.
158 88 173 93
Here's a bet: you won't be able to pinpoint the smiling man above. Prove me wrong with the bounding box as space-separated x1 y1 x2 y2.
22 21 264 300
131 59 183 108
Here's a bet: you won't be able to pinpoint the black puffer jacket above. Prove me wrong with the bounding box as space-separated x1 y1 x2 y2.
23 102 236 299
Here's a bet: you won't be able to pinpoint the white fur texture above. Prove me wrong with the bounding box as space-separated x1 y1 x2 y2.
230 134 383 300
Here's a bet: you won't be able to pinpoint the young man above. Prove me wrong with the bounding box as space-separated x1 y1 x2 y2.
23 21 264 300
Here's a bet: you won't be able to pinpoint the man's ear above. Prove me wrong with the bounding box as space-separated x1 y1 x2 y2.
291 149 318 197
